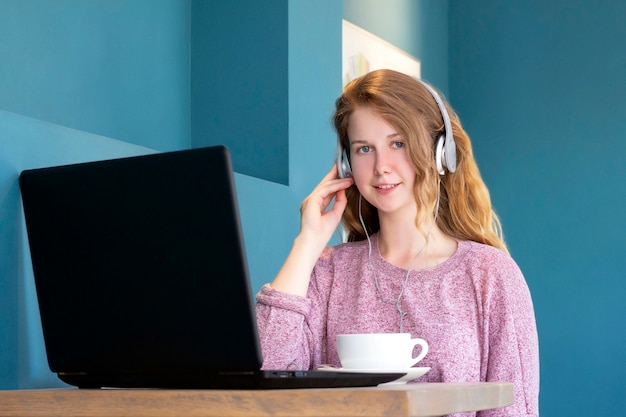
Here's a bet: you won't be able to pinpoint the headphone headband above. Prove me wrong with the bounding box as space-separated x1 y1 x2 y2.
416 79 457 175
336 76 457 178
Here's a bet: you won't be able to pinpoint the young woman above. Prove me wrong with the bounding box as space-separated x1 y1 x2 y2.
255 69 539 417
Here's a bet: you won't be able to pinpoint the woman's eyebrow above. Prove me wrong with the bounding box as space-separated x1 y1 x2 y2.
350 133 400 145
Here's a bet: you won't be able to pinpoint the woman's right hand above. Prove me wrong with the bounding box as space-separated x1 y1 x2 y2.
269 164 354 297
299 164 354 249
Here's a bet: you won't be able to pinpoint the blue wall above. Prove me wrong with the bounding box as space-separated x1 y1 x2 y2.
191 0 289 184
346 1 626 416
0 0 191 388
6 3 620 416
0 0 191 151
0 0 343 389
0 111 155 388
449 1 626 415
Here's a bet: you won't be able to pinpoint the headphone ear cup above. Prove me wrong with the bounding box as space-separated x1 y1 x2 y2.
435 134 457 175
443 135 457 173
435 135 446 175
337 147 352 178
341 150 352 178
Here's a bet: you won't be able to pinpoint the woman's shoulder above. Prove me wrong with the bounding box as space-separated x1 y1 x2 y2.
456 240 523 277
310 240 370 289
452 241 532 302
321 239 369 258
315 239 370 271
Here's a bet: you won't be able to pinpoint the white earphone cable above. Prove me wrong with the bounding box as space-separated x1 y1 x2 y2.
358 179 441 333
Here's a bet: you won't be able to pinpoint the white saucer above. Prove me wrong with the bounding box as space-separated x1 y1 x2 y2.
317 366 430 385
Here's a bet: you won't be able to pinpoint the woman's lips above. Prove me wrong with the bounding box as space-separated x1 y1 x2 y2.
374 183 398 194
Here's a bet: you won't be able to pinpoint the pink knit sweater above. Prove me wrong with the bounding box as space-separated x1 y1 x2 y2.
255 235 539 417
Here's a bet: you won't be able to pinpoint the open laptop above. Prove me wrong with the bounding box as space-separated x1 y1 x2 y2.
19 146 404 389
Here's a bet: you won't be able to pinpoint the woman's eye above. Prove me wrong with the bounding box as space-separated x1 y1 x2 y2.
393 141 405 149
357 146 371 154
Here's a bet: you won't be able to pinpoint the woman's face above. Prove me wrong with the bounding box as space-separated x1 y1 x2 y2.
347 106 417 217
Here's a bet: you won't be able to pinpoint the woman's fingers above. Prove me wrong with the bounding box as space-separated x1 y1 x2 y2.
303 166 353 213
300 165 353 238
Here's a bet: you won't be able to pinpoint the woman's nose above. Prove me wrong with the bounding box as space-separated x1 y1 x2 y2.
373 150 392 175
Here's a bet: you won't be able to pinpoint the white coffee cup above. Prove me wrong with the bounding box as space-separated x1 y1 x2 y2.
336 333 429 370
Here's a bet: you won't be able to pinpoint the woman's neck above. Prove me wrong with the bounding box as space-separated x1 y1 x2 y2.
377 214 456 270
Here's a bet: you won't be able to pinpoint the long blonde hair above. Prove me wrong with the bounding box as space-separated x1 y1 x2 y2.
333 69 508 253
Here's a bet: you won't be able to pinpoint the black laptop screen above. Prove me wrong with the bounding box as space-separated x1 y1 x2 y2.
19 146 262 377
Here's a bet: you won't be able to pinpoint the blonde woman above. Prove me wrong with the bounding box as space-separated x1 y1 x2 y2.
256 69 539 417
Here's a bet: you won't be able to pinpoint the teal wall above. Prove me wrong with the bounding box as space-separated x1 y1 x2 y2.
0 0 343 389
191 0 289 184
449 2 626 416
346 1 626 416
6 3 620 416
1 0 191 389
0 0 191 151
0 112 155 388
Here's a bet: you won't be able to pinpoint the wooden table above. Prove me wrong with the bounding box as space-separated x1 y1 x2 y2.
0 382 513 417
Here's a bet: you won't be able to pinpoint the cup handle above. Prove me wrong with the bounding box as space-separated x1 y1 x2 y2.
409 338 429 367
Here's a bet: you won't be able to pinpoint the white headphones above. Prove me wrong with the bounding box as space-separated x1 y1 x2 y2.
337 145 352 178
336 78 456 178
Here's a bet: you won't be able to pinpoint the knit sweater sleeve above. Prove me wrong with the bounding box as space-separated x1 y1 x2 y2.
473 245 540 417
254 246 336 370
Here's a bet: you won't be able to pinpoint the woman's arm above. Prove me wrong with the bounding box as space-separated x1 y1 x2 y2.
255 165 353 369
270 165 353 296
481 255 540 417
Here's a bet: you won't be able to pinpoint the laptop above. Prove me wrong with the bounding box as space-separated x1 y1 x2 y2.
19 146 404 389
